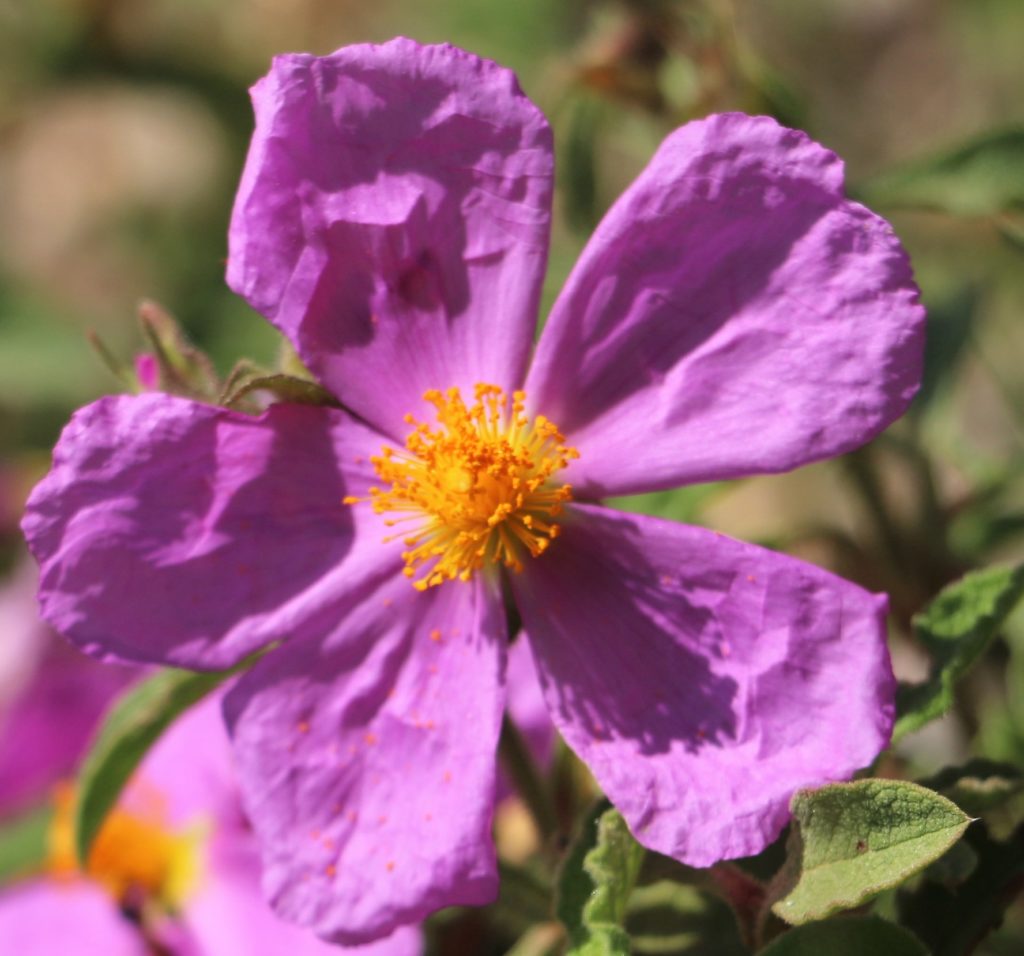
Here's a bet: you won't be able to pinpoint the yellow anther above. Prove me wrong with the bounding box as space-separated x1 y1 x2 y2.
347 384 578 588
47 783 201 911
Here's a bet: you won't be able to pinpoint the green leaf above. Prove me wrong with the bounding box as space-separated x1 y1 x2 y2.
759 916 928 956
921 759 1024 818
770 780 971 925
895 563 1024 740
556 802 646 955
0 805 53 886
74 666 233 865
626 880 749 955
857 126 1024 217
897 820 1024 956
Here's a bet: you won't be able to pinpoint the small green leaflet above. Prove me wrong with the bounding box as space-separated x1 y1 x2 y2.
74 666 233 865
895 563 1024 741
759 916 928 956
770 780 971 925
556 802 646 955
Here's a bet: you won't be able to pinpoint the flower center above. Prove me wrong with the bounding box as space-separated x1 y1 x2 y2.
47 783 201 912
347 384 578 590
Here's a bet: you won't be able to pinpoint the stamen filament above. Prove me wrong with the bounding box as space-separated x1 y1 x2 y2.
347 384 578 588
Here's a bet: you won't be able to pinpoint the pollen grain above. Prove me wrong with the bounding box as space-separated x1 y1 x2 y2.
346 384 578 589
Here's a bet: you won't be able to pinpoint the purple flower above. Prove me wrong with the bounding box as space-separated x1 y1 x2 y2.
0 558 136 819
23 38 924 945
0 693 420 955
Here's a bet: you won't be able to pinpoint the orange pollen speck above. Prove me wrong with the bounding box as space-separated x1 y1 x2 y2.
345 384 578 589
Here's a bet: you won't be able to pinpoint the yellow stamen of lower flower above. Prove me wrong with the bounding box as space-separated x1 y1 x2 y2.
346 384 579 589
47 782 202 912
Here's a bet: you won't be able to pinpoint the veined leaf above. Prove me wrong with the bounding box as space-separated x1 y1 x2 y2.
771 780 970 925
895 563 1024 741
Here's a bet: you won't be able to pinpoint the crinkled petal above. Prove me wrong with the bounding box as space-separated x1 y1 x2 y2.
0 881 147 954
513 503 894 866
526 113 925 496
22 393 392 669
224 569 506 944
0 560 136 817
186 838 422 956
228 38 553 441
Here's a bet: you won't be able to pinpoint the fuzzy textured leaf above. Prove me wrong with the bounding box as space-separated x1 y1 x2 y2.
557 803 646 955
74 666 231 864
895 563 1024 740
760 916 928 956
771 780 971 925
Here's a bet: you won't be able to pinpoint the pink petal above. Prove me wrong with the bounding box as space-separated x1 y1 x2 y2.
224 570 507 944
505 635 555 770
186 837 422 956
513 503 895 866
526 113 924 496
0 881 148 954
227 38 553 441
22 393 392 669
0 560 137 817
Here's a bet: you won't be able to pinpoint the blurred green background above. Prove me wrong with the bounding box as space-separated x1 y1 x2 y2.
1 1 1024 951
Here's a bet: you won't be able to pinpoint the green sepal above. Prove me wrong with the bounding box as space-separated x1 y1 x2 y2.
137 299 220 400
86 330 140 393
219 368 341 412
769 780 971 925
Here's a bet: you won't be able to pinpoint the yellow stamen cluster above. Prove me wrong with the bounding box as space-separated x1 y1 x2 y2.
347 384 578 589
48 783 201 912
